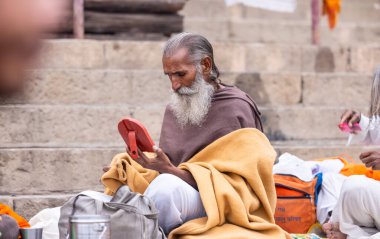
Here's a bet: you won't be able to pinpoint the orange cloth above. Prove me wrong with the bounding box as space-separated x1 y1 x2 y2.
318 156 380 181
323 0 341 29
340 163 380 181
0 204 30 228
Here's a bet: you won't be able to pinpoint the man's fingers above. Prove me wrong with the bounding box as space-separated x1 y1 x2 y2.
102 166 111 173
155 147 165 159
137 148 151 163
360 151 373 159
340 110 353 124
362 155 376 164
348 112 361 127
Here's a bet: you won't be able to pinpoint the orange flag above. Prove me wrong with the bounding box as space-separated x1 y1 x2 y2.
323 0 341 29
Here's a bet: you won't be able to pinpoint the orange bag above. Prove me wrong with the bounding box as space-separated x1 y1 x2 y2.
274 174 322 234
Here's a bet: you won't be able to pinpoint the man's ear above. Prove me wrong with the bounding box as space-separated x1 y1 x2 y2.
201 57 212 75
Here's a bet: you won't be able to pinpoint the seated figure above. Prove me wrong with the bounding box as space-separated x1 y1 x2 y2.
127 32 262 233
103 33 289 238
323 66 380 239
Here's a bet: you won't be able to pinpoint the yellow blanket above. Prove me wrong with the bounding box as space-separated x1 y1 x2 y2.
102 128 290 239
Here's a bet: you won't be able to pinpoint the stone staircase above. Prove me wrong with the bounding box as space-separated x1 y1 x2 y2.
1 0 380 220
182 0 380 44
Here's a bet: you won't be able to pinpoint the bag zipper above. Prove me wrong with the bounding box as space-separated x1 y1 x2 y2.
278 195 311 199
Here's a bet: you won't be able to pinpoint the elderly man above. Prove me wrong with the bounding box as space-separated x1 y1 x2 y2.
104 33 264 234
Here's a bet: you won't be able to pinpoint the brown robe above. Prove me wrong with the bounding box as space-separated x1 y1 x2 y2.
159 85 263 166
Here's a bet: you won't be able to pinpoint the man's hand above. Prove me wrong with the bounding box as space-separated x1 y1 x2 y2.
135 147 198 189
340 109 361 128
135 147 176 173
360 151 380 170
103 166 111 173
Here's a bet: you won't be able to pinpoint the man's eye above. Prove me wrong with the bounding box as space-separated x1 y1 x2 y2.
177 73 185 77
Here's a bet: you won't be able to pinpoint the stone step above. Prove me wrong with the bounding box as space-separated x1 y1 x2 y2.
0 144 376 196
1 70 372 107
0 105 369 147
184 19 380 45
0 194 74 221
40 40 380 73
0 148 120 195
182 0 380 23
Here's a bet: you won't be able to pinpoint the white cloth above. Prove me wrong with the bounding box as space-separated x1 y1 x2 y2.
330 176 380 239
273 153 344 182
29 207 60 239
28 191 111 239
144 174 206 234
224 0 297 12
351 115 380 145
316 173 347 224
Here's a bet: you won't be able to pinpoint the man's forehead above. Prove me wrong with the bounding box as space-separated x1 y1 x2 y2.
163 48 192 64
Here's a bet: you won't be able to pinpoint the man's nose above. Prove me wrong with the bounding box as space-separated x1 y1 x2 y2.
171 79 181 92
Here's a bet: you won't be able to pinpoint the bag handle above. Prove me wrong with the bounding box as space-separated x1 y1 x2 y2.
66 194 103 239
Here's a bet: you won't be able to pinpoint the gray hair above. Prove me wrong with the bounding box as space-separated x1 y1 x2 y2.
163 32 220 81
369 66 380 117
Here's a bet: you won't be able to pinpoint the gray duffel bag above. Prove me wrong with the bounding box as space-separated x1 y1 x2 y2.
59 186 166 239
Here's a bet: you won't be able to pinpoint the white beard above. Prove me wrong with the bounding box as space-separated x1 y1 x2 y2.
170 72 215 127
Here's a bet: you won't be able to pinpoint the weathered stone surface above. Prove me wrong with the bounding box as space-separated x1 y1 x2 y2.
301 46 350 73
229 21 310 44
0 106 129 146
245 44 302 72
350 45 380 73
104 41 164 70
0 149 122 195
260 106 368 141
221 72 301 105
185 18 380 45
14 195 73 220
0 197 14 208
39 40 105 69
302 73 372 107
320 23 380 45
1 104 372 146
0 70 171 105
180 0 227 18
133 105 166 143
35 41 380 74
183 19 229 43
0 105 166 147
213 43 246 72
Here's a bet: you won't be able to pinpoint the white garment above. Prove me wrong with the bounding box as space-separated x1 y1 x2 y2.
225 0 297 12
316 173 347 224
351 115 380 145
29 207 60 239
330 176 380 239
144 174 206 235
273 153 344 182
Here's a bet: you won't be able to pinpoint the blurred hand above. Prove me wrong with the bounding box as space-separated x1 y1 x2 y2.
340 109 361 127
360 151 380 170
0 0 67 94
